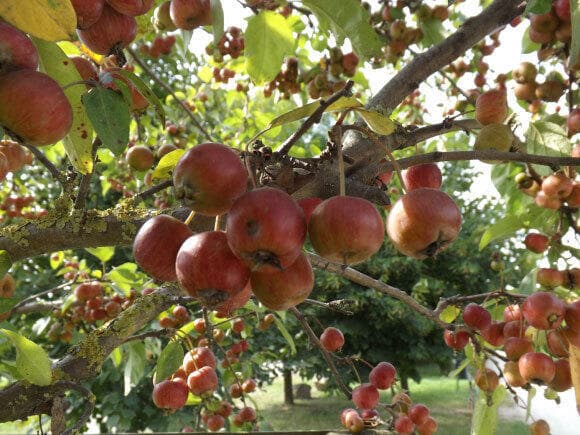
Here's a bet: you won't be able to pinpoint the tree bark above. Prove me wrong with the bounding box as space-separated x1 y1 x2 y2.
283 368 294 405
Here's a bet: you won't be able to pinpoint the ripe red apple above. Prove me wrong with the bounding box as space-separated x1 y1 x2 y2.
215 400 233 418
0 140 31 172
308 196 384 265
242 378 256 393
214 282 251 318
548 358 572 392
536 268 568 288
387 188 462 259
170 0 212 30
133 214 192 282
369 361 396 390
542 173 573 198
238 406 257 422
503 361 527 388
567 108 580 136
416 416 438 435
176 231 251 307
554 0 571 21
226 187 306 272
534 191 562 210
409 404 430 426
546 329 569 357
77 4 137 55
319 327 345 352
475 368 499 391
297 197 323 225
71 0 105 29
522 291 565 330
402 163 442 191
514 82 538 101
74 281 103 301
524 233 550 253
340 408 358 426
503 304 522 322
351 383 379 409
529 419 550 435
0 152 8 182
152 379 188 409
462 303 492 331
504 337 533 361
106 0 153 16
565 183 580 208
481 321 505 347
187 366 218 395
69 56 98 82
376 170 393 186
0 22 39 74
475 89 507 125
183 347 216 374
172 305 189 324
443 329 470 350
518 352 555 384
394 415 415 434
0 70 73 146
173 142 247 216
565 300 580 331
343 410 364 432
206 414 225 432
126 145 154 171
250 252 313 311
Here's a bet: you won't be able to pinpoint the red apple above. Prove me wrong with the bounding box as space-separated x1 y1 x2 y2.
394 415 415 434
546 329 569 357
475 368 499 391
0 140 31 172
409 404 430 426
77 4 137 55
541 173 573 198
319 327 345 352
170 0 212 30
402 163 442 191
250 252 313 311
534 191 562 210
308 196 384 265
226 187 306 272
297 197 323 225
529 420 550 435
0 152 8 182
522 291 565 330
387 188 462 259
504 337 533 361
524 233 550 253
530 11 560 33
106 0 153 16
238 406 256 422
518 352 555 384
548 358 572 392
173 142 247 216
369 361 396 390
565 300 580 331
0 273 16 298
503 361 526 388
133 214 192 282
416 416 438 435
567 108 580 136
481 321 505 347
536 268 568 288
214 282 252 318
565 183 580 207
502 319 527 339
69 56 98 82
0 70 72 146
152 379 188 409
0 21 39 74
183 347 216 374
475 89 507 125
344 410 364 432
176 231 251 307
206 414 224 432
74 281 103 301
351 383 379 409
503 304 522 322
187 366 218 395
443 329 470 350
554 0 571 21
72 0 105 29
340 408 358 426
463 303 492 331
126 145 154 171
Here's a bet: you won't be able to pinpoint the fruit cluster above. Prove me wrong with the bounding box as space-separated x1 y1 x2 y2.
511 62 565 106
212 67 236 84
206 26 245 60
527 0 571 46
139 35 177 58
516 168 579 211
536 267 579 290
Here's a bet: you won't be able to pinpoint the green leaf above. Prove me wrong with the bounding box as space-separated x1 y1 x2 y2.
273 316 296 355
82 87 130 155
156 341 184 383
152 149 185 182
33 38 94 174
419 17 445 47
471 385 506 435
113 70 166 126
245 11 294 83
0 250 12 278
0 329 52 386
439 305 461 323
108 262 139 294
354 108 395 136
518 269 538 295
85 246 115 263
521 27 542 54
0 361 20 379
525 121 571 176
210 0 225 47
525 0 554 14
479 215 523 250
110 347 122 368
571 0 580 69
124 341 147 396
302 0 382 60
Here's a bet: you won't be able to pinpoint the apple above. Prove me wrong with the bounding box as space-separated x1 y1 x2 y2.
503 361 526 388
238 406 257 422
71 0 105 29
512 62 537 83
518 352 556 384
546 329 569 357
536 267 568 288
402 163 442 191
530 11 559 33
0 273 16 298
319 327 345 352
126 145 155 171
154 1 177 31
172 305 190 324
156 143 178 159
173 142 247 216
226 187 306 272
514 82 538 102
351 383 379 409
542 173 573 199
522 291 565 330
77 4 137 55
475 368 499 391
503 320 528 338
567 108 580 136
170 0 212 30
340 408 358 426
0 140 31 172
409 404 430 426
183 347 216 374
481 321 505 347
214 282 251 318
242 378 256 393
69 56 98 82
297 197 323 225
503 304 522 322
206 414 224 432
443 329 470 350
416 416 438 435
308 196 384 265
369 361 396 390
74 281 103 301
216 401 233 418
394 415 415 434
0 21 39 74
0 152 8 181
176 231 251 307
524 233 550 253
387 188 462 259
504 337 533 361
187 366 218 395
565 300 580 331
475 89 507 125
462 303 492 331
554 0 571 21
529 419 550 435
534 191 562 210
565 183 580 207
473 124 513 162
0 70 73 146
535 80 565 102
344 410 364 432
250 252 313 311
106 0 153 16
391 391 412 414
152 379 188 409
548 358 572 392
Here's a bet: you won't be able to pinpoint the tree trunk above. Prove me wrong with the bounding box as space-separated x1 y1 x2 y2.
283 368 294 405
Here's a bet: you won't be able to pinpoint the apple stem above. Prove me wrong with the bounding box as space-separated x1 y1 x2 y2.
184 210 196 226
214 215 222 231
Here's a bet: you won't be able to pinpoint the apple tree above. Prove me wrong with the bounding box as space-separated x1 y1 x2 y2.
0 0 579 434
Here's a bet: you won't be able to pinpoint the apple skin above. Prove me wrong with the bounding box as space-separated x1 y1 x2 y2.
462 303 492 331
170 0 212 30
214 282 251 318
481 321 505 347
541 173 573 199
409 404 430 426
475 368 499 391
369 361 396 389
0 152 8 181
475 89 507 125
71 0 105 29
0 22 39 74
503 320 527 339
534 191 561 210
504 337 533 361
77 4 137 55
0 273 16 298
503 361 526 388
173 142 247 216
522 291 565 330
297 197 323 225
518 352 556 384
132 214 193 282
187 366 218 395
226 187 307 273
319 327 345 352
529 420 550 435
565 183 580 208
106 0 154 16
473 124 513 163
308 196 385 265
69 56 98 82
565 300 580 332
416 416 438 435
183 347 216 374
546 329 569 357
176 231 251 306
548 358 572 392
536 267 568 288
0 140 31 172
443 329 469 350
126 145 154 171
250 252 313 311
524 233 550 253
386 188 462 259
402 163 442 191
394 415 415 434
152 379 188 409
554 0 571 21
351 383 379 409
503 304 522 322
0 70 73 146
567 108 580 136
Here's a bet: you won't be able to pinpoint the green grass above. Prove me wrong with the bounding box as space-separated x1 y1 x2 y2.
253 375 529 434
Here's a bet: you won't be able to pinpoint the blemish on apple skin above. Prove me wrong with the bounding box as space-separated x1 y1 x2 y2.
63 61 69 66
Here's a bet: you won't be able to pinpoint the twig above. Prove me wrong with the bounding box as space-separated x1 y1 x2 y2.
126 48 213 142
303 298 354 315
134 179 173 201
289 306 352 399
277 81 355 155
11 282 72 311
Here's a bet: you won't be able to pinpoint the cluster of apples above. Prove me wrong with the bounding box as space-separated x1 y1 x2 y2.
139 35 177 58
512 61 566 106
151 0 212 32
206 26 245 61
527 0 572 46
516 167 579 210
0 22 72 147
304 49 359 100
472 88 515 160
445 295 579 400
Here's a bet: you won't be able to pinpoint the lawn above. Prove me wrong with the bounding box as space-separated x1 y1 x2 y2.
252 374 529 434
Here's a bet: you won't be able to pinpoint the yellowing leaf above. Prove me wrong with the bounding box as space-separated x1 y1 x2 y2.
0 0 76 42
354 108 395 135
439 305 460 323
152 149 186 181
